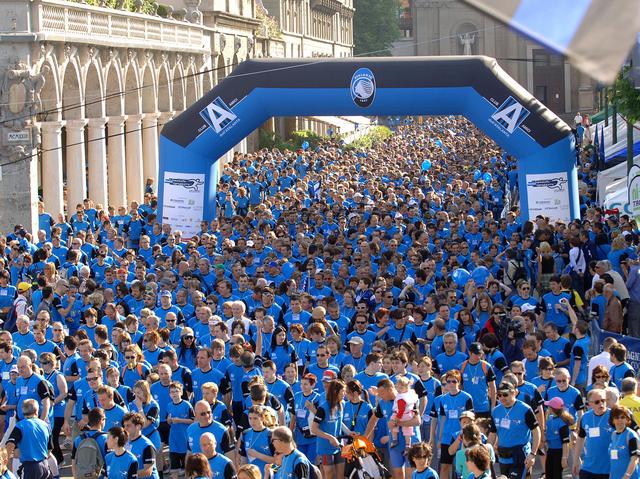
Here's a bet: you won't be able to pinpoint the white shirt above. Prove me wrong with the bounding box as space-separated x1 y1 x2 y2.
569 247 586 274
587 351 614 386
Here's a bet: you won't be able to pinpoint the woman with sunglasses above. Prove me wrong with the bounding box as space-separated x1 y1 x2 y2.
572 388 614 478
177 327 198 371
586 365 611 393
529 356 556 401
608 404 640 479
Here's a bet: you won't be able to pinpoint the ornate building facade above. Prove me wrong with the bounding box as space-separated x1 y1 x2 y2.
0 0 353 233
392 0 595 121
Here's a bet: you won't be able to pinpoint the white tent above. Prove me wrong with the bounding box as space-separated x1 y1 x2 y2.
591 114 640 160
603 176 630 213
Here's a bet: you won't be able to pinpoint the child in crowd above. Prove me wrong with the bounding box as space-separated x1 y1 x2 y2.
389 376 419 448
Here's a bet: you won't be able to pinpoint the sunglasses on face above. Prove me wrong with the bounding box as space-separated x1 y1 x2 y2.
498 392 511 398
591 399 605 405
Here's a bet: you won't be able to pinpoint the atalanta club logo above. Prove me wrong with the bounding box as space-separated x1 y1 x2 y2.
350 68 376 108
165 177 204 192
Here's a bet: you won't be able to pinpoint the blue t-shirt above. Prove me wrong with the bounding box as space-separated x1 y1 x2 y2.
577 409 613 475
106 450 138 479
166 399 194 454
610 427 640 479
431 391 473 445
128 434 159 479
313 400 344 455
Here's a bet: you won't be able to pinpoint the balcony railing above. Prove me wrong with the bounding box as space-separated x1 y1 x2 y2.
34 0 209 52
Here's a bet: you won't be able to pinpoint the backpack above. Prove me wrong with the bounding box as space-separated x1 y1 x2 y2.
3 297 27 333
507 260 527 285
75 432 105 479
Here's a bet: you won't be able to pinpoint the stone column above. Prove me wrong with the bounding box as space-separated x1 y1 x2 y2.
40 121 65 218
87 118 108 208
107 116 127 208
142 113 160 186
125 114 144 203
65 119 88 211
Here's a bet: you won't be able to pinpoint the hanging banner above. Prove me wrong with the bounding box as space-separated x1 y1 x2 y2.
629 164 640 223
525 172 571 223
161 171 205 239
592 320 640 371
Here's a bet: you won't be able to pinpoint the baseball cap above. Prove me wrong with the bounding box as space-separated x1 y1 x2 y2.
402 277 415 287
214 264 225 270
348 336 364 345
322 370 337 382
521 303 536 313
468 342 483 355
180 327 194 337
10 365 18 374
460 411 476 421
544 397 565 409
160 290 172 298
17 282 31 293
498 382 516 393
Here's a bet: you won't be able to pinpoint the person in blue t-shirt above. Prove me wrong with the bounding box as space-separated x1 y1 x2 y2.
573 388 613 479
609 404 640 479
542 323 571 368
489 382 540 479
310 380 346 479
407 442 439 479
610 343 636 390
540 277 572 333
123 411 160 479
106 426 138 479
166 382 195 477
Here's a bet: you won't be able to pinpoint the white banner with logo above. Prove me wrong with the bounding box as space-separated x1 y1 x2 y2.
161 171 205 239
525 172 571 223
629 164 640 223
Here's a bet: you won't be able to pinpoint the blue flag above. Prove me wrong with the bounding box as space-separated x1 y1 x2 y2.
599 123 606 163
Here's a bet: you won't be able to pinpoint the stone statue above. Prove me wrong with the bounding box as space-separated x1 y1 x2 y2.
459 33 475 55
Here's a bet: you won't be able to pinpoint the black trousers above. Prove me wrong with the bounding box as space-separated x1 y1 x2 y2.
545 448 564 479
20 460 51 479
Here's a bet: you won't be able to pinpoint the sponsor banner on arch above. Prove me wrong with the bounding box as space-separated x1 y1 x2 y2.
592 321 640 371
161 171 205 239
525 172 570 223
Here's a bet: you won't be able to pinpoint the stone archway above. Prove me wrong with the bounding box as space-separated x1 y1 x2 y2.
172 64 185 113
157 64 172 112
60 62 85 210
185 64 198 108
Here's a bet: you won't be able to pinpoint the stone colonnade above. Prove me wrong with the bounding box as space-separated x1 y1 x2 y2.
39 111 177 215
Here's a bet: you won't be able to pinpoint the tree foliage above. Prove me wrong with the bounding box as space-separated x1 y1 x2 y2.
610 67 640 124
353 0 400 56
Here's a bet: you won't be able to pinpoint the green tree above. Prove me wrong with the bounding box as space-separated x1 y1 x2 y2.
353 0 400 56
610 67 640 124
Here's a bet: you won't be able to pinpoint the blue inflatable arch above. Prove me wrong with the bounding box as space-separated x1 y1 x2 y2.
159 56 578 235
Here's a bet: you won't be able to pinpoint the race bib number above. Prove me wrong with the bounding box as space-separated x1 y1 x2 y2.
500 418 511 429
1 372 8 380
588 427 600 438
19 387 27 395
297 410 306 418
611 449 618 460
448 410 459 419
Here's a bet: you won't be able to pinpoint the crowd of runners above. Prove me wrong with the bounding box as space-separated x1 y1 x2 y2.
0 116 638 479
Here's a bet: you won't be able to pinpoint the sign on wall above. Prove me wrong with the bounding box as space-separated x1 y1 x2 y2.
161 172 205 239
525 172 571 223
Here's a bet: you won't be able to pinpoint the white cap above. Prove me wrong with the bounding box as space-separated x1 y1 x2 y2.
403 277 415 287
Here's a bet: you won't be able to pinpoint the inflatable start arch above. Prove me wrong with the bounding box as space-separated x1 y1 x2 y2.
159 56 578 236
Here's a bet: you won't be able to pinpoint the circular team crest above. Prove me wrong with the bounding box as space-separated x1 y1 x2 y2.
350 68 376 108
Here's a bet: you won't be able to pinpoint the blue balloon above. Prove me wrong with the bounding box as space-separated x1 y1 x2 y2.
473 170 482 181
421 159 432 171
471 266 490 285
301 141 309 151
452 268 471 288
483 172 492 182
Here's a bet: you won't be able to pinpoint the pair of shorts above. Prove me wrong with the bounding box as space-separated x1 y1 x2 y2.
389 443 410 469
316 452 345 466
440 443 455 465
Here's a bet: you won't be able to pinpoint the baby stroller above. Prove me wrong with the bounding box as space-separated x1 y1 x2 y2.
341 435 391 479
